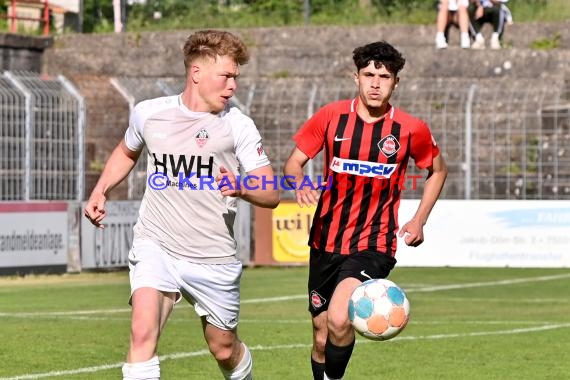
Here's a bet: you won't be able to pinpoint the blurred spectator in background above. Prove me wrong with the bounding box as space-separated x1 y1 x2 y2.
468 0 513 50
435 0 471 49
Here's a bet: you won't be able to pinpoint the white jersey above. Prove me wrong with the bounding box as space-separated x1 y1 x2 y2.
125 95 270 263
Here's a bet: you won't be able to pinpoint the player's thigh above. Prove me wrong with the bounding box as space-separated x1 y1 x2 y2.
128 238 182 302
176 260 242 331
328 277 361 326
131 287 177 333
308 248 346 315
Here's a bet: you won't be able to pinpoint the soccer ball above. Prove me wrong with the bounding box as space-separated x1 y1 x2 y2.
348 278 410 341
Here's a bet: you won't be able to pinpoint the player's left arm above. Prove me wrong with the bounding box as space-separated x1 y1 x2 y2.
398 153 448 247
217 164 280 209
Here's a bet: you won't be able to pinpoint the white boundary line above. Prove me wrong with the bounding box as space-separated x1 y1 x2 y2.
2 273 569 319
1 273 570 379
1 323 570 380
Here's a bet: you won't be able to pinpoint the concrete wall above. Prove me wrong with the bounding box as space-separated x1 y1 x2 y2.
35 21 570 200
0 34 53 72
42 22 570 80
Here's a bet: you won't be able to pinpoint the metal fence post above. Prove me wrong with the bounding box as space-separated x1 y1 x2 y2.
4 71 32 201
58 75 86 202
464 84 477 200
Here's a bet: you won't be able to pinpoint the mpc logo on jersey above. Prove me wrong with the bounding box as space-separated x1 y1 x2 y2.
330 157 397 178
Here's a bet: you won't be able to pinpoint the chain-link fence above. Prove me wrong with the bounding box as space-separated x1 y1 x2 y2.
240 76 570 201
0 71 85 201
1 74 569 201
75 74 570 203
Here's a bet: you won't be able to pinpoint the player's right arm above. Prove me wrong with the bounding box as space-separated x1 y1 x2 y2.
84 139 141 228
283 147 320 207
284 104 332 207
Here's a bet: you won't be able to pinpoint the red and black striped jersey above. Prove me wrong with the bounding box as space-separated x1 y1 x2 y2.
293 98 440 256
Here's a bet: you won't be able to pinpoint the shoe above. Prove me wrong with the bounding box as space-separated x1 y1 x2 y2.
461 33 471 49
471 36 485 50
490 35 501 49
435 34 448 49
460 33 471 49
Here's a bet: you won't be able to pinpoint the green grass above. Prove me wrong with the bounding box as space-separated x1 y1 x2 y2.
103 0 570 33
0 267 569 379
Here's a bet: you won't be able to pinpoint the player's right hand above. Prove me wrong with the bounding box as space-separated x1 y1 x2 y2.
294 182 323 208
84 193 107 228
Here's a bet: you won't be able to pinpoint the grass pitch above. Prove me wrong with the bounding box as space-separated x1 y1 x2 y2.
0 266 569 379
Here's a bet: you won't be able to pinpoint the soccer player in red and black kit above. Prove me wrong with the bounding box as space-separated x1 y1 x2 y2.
283 40 448 380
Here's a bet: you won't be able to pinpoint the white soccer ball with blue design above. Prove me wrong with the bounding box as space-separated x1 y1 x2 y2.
348 278 410 341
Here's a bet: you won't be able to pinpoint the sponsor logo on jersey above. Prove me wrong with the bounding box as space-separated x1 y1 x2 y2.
330 157 397 178
378 134 400 157
195 128 209 148
150 152 214 178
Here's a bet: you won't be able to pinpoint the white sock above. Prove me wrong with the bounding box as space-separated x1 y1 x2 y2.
219 343 253 380
436 32 445 39
492 32 500 40
122 356 160 380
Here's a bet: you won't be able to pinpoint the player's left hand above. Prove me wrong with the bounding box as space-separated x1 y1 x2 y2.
398 219 424 247
216 166 241 197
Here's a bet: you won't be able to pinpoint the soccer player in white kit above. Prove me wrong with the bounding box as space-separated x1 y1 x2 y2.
84 30 279 379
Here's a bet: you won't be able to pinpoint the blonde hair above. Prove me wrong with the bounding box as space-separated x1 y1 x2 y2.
183 30 249 71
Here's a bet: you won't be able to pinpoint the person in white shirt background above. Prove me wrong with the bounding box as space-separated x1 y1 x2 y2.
435 0 471 49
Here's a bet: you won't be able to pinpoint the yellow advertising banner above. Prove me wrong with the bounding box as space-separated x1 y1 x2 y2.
272 202 314 263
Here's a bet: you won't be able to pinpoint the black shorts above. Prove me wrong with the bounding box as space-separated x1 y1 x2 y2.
308 248 397 316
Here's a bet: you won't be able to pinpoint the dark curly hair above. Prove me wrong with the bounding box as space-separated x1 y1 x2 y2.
352 41 406 75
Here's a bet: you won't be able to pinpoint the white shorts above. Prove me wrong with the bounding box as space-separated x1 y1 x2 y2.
445 0 468 11
128 238 242 330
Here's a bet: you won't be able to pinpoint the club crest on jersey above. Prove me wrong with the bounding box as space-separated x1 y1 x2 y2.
310 290 326 309
256 142 265 156
378 134 400 158
195 129 209 148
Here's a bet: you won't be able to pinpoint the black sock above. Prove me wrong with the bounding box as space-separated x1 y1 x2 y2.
324 337 355 379
311 357 325 380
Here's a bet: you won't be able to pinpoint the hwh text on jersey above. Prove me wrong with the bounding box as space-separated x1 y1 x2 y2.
151 152 214 178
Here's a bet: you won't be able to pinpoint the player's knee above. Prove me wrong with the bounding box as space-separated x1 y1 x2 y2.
327 312 351 340
130 320 159 349
209 340 235 363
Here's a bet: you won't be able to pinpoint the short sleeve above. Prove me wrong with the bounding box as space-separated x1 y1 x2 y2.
411 120 440 169
124 104 146 152
231 112 271 173
292 105 331 159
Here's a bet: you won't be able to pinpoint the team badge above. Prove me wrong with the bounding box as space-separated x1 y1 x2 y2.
195 128 209 148
378 134 400 158
310 290 326 309
256 142 265 156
